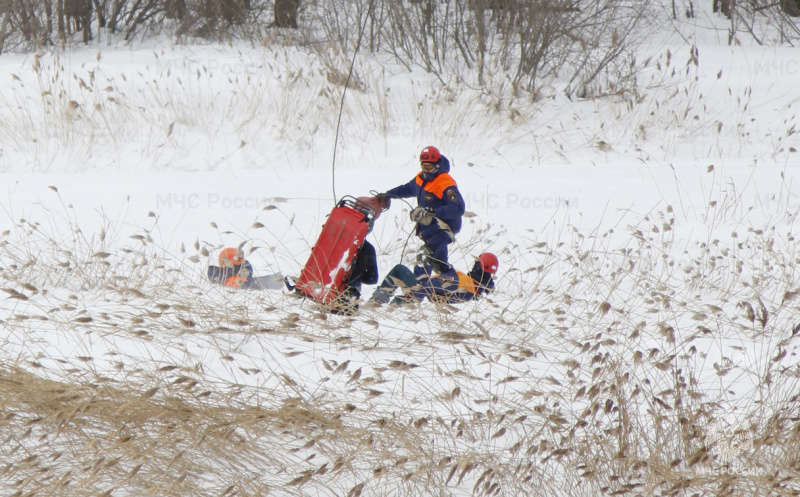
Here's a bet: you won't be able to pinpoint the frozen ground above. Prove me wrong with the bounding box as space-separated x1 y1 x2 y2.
0 4 799 496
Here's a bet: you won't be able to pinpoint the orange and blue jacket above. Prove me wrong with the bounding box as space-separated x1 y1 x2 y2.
207 261 255 289
385 155 465 239
410 263 495 303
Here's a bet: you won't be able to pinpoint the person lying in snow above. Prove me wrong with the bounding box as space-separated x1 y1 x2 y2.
208 247 256 289
369 252 498 306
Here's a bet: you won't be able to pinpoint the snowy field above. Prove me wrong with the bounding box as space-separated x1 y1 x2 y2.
1 4 800 497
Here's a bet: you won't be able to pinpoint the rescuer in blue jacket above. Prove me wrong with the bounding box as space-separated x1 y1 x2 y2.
377 146 466 274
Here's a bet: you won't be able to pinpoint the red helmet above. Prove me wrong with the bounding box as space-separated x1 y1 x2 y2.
219 247 244 267
477 253 499 274
419 146 441 164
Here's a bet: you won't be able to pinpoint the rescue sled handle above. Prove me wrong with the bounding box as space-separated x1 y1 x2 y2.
337 195 390 229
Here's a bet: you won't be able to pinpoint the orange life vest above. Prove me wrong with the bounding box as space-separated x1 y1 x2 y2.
225 276 247 289
455 271 477 294
415 172 458 199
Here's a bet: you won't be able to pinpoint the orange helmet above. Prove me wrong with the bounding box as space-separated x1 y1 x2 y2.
219 247 244 268
477 253 499 274
419 146 441 164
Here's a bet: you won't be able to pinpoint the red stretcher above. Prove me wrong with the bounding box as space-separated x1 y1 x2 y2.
294 195 388 304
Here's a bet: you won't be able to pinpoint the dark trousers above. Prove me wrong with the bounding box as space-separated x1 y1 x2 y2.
422 231 453 273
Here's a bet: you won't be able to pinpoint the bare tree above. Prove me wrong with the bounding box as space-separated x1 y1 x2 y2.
63 0 92 42
781 0 800 16
163 0 185 20
713 0 731 17
274 0 298 28
340 0 648 97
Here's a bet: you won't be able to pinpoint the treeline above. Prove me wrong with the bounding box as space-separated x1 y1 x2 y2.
0 0 299 47
0 0 798 96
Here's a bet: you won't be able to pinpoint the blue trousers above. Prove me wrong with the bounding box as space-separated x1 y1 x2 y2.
422 230 453 273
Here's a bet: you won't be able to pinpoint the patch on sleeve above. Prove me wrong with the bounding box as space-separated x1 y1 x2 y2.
447 190 459 203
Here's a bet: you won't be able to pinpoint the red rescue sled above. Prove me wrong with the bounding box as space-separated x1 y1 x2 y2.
295 195 388 304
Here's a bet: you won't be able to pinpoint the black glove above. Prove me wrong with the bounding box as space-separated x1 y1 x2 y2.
376 192 390 203
410 206 434 225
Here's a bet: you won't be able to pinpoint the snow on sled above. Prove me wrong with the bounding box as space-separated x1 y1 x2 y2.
289 195 388 305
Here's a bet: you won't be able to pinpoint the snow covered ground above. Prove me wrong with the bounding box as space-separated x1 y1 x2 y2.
0 4 799 496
